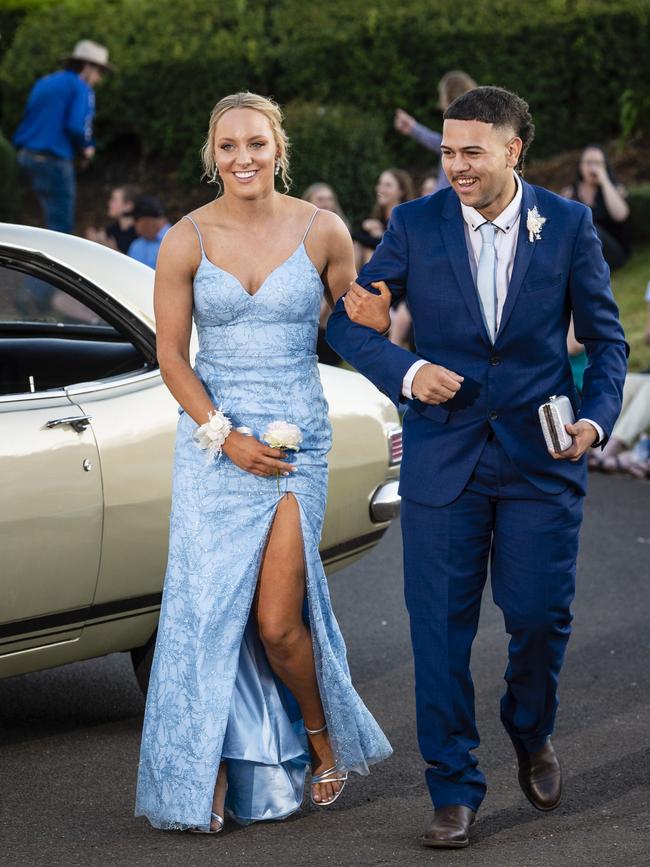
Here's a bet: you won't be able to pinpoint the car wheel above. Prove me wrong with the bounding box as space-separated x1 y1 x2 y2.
131 630 156 694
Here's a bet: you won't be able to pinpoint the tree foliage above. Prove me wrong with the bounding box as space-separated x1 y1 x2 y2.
1 0 648 220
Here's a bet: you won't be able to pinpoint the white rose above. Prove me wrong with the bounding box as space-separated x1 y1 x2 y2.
262 420 303 451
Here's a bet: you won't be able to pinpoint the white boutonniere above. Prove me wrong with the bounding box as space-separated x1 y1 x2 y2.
527 206 546 242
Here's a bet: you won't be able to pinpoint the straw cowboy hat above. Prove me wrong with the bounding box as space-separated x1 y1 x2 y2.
64 40 115 72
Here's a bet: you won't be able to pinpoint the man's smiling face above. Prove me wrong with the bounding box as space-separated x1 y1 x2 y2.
441 118 522 217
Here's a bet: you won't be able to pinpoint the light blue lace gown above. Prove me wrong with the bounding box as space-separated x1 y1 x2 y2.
135 209 392 831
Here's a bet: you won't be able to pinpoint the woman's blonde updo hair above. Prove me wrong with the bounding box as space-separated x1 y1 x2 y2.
201 92 291 193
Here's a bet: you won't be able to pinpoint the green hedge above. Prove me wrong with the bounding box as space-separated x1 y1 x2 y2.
0 131 21 221
628 184 650 243
1 0 649 221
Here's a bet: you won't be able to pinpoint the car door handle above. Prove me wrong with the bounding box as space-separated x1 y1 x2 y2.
46 415 93 433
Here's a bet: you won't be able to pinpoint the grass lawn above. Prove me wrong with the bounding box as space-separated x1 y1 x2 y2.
611 244 650 372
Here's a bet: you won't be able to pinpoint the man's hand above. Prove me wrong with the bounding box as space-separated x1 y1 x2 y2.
551 420 599 462
394 108 416 135
343 281 391 333
411 363 464 405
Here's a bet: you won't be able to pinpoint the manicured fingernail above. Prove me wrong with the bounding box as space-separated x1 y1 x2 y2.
283 472 290 477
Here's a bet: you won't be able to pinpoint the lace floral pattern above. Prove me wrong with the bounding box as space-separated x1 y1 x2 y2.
135 228 392 831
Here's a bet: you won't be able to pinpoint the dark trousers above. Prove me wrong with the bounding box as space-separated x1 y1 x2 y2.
401 436 584 812
17 148 75 234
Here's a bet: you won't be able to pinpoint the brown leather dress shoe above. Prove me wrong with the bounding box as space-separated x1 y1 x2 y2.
421 805 475 849
514 736 562 811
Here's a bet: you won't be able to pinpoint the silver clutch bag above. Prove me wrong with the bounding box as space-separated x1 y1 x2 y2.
538 394 575 454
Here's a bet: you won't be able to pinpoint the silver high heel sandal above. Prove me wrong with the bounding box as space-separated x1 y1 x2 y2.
305 723 348 807
188 812 224 834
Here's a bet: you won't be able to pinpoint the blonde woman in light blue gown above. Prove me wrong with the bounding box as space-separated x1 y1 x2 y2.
135 92 392 833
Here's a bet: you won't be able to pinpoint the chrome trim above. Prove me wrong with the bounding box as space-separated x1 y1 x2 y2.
0 388 68 404
65 367 162 396
370 480 401 523
46 414 92 432
0 369 160 404
0 636 80 660
387 426 403 467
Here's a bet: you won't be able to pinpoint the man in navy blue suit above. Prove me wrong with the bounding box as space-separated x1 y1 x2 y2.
327 87 627 849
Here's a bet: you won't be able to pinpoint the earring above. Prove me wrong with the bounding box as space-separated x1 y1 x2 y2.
274 159 280 176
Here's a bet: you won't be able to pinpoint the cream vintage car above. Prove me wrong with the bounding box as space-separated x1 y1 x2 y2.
0 223 401 691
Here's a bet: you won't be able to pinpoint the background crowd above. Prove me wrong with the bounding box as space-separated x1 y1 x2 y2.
4 21 650 480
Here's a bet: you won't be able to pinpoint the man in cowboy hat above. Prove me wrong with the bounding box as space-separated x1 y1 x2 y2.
13 40 115 234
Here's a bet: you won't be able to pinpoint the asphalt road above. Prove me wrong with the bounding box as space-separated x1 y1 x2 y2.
1 474 649 867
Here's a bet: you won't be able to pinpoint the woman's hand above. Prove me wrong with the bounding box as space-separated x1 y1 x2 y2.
343 281 392 333
589 163 609 186
223 430 296 477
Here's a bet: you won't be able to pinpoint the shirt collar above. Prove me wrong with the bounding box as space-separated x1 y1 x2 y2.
461 171 522 234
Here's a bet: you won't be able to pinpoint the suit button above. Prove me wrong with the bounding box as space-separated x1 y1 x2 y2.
489 410 498 421
490 355 501 366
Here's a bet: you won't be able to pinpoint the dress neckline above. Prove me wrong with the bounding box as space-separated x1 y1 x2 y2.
197 242 322 299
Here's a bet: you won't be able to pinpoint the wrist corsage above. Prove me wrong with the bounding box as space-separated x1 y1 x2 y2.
193 408 232 461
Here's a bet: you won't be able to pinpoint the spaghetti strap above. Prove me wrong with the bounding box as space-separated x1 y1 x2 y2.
301 207 320 244
183 214 206 257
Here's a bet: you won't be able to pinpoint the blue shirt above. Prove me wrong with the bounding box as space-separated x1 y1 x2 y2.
13 70 95 159
127 224 171 269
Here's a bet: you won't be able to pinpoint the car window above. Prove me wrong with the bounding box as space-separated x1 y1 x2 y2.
0 264 111 328
0 263 150 397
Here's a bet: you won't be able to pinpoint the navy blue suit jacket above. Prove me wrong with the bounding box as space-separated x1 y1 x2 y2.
326 180 628 507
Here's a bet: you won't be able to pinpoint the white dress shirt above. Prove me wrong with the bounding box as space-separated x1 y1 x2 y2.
400 172 603 444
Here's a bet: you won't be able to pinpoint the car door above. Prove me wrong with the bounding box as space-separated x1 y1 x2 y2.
0 269 103 656
67 369 176 616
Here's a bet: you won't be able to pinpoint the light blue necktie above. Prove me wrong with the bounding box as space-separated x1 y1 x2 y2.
477 222 498 343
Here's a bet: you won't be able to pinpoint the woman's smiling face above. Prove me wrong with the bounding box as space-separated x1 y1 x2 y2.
214 108 278 199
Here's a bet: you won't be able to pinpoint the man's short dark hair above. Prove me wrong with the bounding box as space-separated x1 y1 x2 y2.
131 195 165 219
443 86 535 173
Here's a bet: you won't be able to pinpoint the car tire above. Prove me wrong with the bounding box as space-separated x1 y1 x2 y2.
131 630 156 694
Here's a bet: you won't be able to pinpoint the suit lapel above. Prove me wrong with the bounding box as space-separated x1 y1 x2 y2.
440 192 491 345
496 180 538 342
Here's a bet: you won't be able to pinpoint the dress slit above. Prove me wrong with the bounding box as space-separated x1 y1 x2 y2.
221 489 347 825
220 491 311 825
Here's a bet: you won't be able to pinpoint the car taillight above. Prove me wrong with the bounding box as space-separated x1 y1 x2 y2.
388 428 402 466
